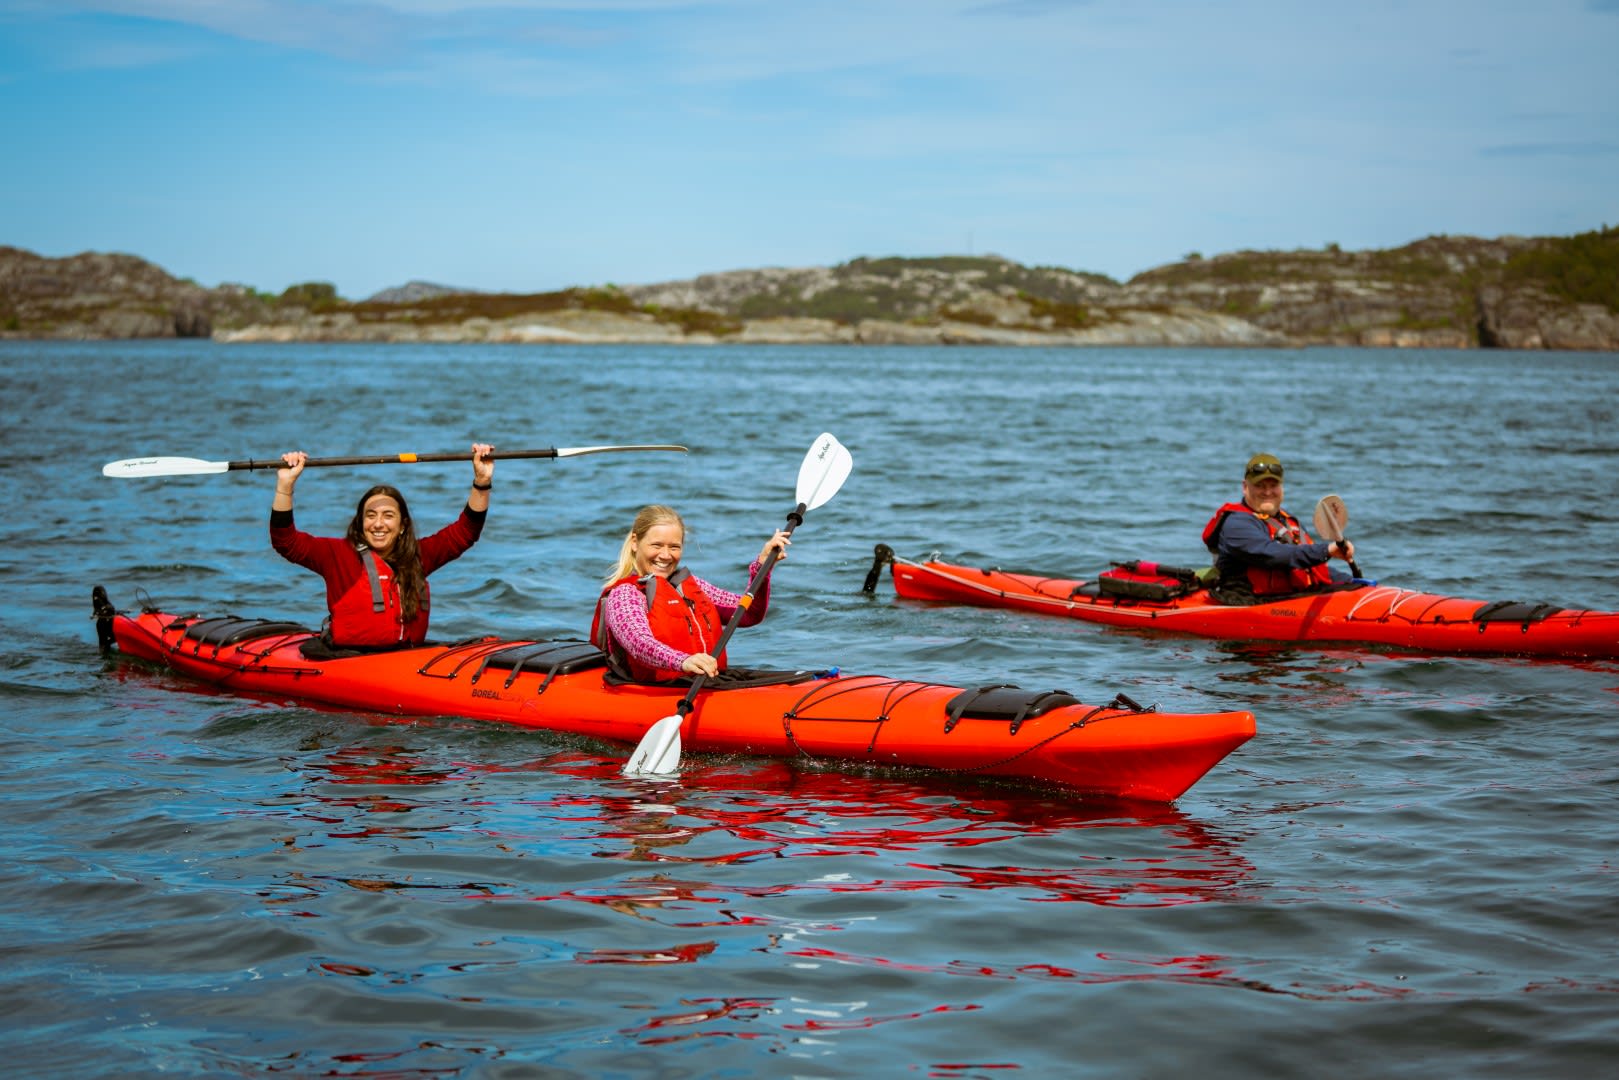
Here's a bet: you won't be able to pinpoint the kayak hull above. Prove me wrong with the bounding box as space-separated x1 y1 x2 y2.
885 554 1619 660
99 595 1255 803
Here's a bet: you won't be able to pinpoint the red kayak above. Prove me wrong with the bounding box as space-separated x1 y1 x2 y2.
94 587 1255 803
867 545 1619 660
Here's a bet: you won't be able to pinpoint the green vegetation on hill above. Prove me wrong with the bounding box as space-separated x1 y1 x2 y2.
1017 292 1096 330
725 255 1112 326
279 282 342 312
843 254 1117 289
1126 228 1619 316
351 286 624 322
344 284 739 333
737 283 914 324
1132 241 1459 288
1502 225 1619 311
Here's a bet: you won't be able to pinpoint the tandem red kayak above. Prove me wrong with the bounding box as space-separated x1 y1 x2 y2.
94 586 1255 803
866 545 1619 661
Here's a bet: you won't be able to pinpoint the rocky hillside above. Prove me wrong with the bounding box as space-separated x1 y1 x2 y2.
4 229 1616 349
0 246 275 339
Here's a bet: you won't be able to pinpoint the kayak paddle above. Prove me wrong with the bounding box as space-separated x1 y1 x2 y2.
622 432 854 777
102 445 687 478
1313 493 1363 579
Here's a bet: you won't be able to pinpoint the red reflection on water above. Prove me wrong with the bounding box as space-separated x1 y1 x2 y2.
323 1042 469 1076
919 855 1246 908
123 674 1254 915
787 1000 981 1032
576 940 716 965
553 874 736 919
413 759 1259 915
271 741 504 840
320 743 458 788
1094 950 1232 977
636 995 775 1031
556 762 1255 910
1523 975 1619 993
623 996 982 1046
785 946 1002 979
116 671 1250 908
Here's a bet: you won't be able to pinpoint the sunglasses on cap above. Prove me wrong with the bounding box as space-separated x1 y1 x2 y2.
1245 461 1284 480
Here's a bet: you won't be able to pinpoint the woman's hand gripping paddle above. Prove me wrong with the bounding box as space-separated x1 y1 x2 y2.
623 433 854 777
1313 493 1363 579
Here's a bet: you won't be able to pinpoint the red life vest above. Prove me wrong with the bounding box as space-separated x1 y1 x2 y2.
1202 502 1334 596
590 569 727 682
326 546 428 647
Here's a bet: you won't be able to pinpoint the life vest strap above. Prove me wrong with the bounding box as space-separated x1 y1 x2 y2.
358 544 386 612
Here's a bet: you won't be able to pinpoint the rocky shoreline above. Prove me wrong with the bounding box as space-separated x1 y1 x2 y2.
5 230 1617 350
213 304 1292 348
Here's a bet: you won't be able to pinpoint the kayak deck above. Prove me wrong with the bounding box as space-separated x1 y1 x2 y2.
96 587 1256 803
870 546 1619 660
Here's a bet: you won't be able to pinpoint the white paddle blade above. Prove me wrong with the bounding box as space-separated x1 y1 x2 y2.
622 715 683 776
796 433 853 511
554 444 689 458
1313 494 1349 541
102 456 230 478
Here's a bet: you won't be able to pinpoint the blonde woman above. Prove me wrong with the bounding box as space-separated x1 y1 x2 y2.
590 504 790 682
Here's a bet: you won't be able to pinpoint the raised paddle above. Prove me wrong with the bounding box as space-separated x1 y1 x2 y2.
1313 493 1363 579
622 432 854 777
102 445 687 478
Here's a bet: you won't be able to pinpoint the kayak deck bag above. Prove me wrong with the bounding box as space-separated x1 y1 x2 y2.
1096 561 1205 602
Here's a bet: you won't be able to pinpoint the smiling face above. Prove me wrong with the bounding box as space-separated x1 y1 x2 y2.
1243 476 1283 516
632 521 685 578
361 493 403 553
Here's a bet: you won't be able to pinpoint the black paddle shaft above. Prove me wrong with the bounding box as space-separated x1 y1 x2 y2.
1327 520 1363 580
676 502 806 716
1342 539 1363 580
224 449 563 471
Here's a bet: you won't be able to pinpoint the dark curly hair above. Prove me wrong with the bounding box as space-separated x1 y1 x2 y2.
345 484 426 622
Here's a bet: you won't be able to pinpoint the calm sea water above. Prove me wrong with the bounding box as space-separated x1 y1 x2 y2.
3 340 1617 1078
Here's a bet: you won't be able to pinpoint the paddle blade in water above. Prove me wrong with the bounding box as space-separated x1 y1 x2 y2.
796 432 853 510
622 715 682 776
102 456 230 478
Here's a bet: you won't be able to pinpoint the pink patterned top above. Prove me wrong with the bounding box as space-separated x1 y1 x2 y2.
599 560 771 672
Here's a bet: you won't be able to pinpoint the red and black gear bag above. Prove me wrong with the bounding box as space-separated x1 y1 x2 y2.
1096 560 1203 602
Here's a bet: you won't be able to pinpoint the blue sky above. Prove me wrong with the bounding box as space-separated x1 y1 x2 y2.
3 0 1616 300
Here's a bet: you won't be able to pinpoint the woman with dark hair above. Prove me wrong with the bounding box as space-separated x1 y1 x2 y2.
270 444 494 648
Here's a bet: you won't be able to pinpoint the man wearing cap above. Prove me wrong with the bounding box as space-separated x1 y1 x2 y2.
1201 453 1356 600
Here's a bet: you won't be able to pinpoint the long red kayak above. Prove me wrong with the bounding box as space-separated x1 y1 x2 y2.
869 546 1619 660
94 587 1255 802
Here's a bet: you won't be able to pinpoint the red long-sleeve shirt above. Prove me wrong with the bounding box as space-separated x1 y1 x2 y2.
270 505 485 643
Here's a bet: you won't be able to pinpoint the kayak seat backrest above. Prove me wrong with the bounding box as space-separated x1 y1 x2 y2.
944 684 1079 735
182 616 315 647
1471 600 1564 630
474 641 608 689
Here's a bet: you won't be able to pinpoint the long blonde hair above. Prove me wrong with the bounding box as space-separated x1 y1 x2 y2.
603 504 685 587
